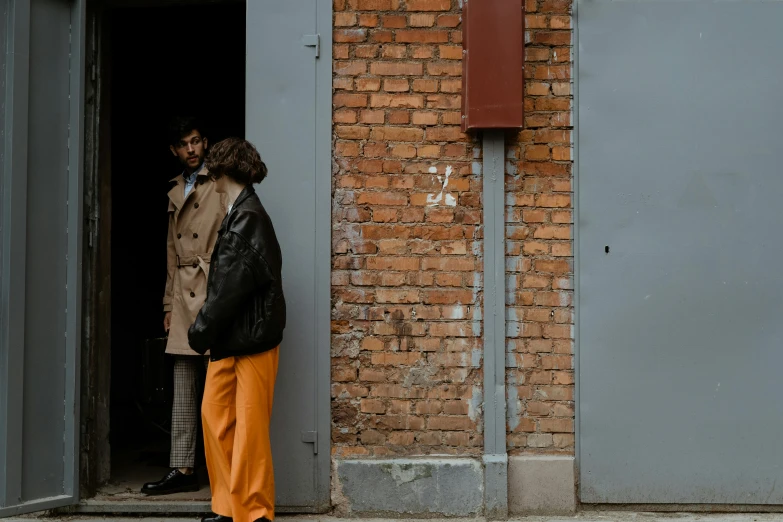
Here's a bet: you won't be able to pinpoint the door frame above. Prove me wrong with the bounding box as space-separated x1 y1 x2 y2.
76 0 332 513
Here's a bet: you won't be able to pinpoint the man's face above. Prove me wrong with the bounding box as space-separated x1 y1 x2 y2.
170 130 207 171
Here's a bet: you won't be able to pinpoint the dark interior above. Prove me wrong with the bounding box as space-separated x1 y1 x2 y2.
108 2 245 492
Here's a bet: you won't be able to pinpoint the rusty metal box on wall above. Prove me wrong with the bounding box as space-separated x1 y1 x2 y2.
461 0 525 131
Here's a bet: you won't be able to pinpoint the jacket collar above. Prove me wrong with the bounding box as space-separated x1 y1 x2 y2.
168 165 211 210
168 162 209 184
221 185 256 231
231 185 256 211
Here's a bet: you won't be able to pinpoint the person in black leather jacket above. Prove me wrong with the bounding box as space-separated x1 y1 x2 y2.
188 138 285 522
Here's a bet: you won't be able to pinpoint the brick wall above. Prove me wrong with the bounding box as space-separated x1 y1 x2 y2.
330 0 574 458
506 0 574 454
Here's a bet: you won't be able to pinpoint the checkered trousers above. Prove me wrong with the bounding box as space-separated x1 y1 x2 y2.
170 356 208 468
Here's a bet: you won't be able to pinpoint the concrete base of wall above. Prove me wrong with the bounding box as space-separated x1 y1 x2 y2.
333 458 484 517
508 455 576 515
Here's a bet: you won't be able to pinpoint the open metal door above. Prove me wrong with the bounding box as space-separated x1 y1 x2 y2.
246 0 332 512
0 0 85 516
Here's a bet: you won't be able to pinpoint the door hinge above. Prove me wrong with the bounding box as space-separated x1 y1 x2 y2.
301 430 318 454
302 34 320 59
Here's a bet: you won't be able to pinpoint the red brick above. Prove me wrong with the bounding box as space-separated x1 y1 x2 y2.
526 48 551 62
335 29 368 43
376 289 420 304
425 126 464 141
361 399 387 413
396 30 450 43
366 256 420 270
527 81 551 96
384 79 410 92
356 78 382 92
334 93 368 108
412 111 439 125
382 44 408 58
370 62 424 76
357 0 394 9
370 94 424 108
406 0 451 10
370 127 425 141
412 46 435 59
437 14 461 27
427 416 473 431
388 110 411 124
382 15 407 28
356 44 381 58
540 0 571 13
413 79 439 93
335 13 358 26
427 62 462 76
540 419 574 433
359 109 385 124
334 109 358 124
335 125 371 139
359 13 380 27
410 13 436 27
439 45 463 60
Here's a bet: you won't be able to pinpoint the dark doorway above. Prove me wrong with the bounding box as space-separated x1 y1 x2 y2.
105 1 245 499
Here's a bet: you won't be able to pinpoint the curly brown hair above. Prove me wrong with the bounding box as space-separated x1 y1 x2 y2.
205 137 268 185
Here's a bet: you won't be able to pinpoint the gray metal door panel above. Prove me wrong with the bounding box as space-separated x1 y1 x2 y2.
578 0 783 504
0 0 83 515
246 0 331 511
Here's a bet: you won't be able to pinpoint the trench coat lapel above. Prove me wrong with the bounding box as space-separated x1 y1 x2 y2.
167 175 186 212
167 167 211 213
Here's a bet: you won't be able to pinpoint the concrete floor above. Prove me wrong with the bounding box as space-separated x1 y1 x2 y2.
4 512 783 522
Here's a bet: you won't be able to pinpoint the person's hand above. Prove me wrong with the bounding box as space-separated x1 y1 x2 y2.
164 312 172 332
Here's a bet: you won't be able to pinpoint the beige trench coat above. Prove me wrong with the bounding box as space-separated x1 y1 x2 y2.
163 170 227 356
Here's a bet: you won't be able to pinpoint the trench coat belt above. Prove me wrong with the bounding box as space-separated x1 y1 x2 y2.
176 254 211 269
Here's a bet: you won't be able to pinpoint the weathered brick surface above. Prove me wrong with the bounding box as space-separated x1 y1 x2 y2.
506 0 574 455
331 0 574 458
332 0 482 458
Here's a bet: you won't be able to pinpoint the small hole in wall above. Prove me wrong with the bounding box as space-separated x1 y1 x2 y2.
605 246 610 254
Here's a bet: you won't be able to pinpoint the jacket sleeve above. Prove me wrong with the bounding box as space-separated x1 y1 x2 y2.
188 232 259 354
163 215 176 313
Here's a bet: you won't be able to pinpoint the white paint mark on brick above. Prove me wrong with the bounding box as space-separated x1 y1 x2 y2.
447 306 466 320
507 386 520 431
427 165 456 207
507 322 521 338
471 301 482 322
469 386 483 423
471 348 482 368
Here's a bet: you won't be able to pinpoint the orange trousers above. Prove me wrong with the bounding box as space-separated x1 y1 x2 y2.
202 347 279 522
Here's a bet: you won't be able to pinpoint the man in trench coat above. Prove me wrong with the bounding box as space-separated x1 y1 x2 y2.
142 117 227 495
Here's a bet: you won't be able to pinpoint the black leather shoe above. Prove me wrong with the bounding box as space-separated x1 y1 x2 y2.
140 468 199 495
202 515 232 522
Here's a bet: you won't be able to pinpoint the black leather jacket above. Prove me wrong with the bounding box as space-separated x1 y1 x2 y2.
188 185 285 360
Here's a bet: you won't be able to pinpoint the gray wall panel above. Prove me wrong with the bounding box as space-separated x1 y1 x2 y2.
578 0 783 504
20 0 71 502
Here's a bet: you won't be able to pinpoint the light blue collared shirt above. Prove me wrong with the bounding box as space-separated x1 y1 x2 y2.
184 163 205 198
